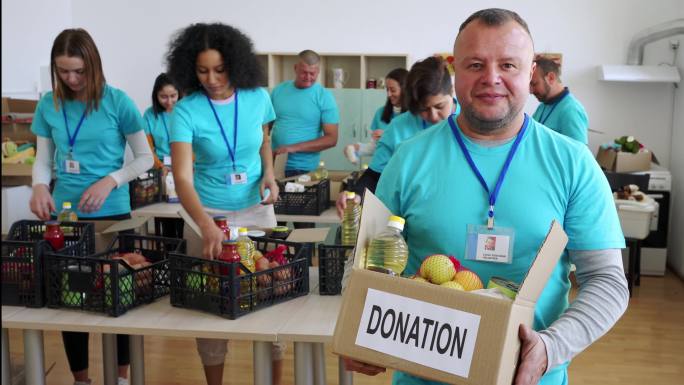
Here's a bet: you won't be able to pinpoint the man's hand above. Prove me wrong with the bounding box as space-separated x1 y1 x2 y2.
274 145 293 156
342 357 386 376
514 324 548 385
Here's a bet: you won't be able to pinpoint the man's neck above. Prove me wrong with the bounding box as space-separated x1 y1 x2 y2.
544 86 568 104
456 113 525 141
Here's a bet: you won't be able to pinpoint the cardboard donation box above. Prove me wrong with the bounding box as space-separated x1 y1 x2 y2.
332 192 568 385
596 147 651 173
92 216 151 252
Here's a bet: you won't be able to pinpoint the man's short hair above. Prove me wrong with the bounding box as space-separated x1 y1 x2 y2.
298 50 321 65
458 8 532 39
534 57 562 78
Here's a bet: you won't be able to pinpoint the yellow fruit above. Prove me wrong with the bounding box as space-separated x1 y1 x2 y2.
440 281 465 291
454 270 484 291
419 254 456 284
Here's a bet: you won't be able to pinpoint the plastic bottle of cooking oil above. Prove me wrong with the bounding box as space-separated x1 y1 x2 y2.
57 201 78 222
365 215 408 276
236 227 256 272
236 228 257 310
313 161 329 180
341 192 361 246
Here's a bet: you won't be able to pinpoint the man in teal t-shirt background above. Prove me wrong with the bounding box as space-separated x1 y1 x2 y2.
530 56 589 144
270 50 339 176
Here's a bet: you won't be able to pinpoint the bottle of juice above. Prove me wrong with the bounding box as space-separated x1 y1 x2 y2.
341 192 361 246
57 201 78 222
365 215 409 276
313 161 329 180
213 215 231 240
43 220 65 251
218 240 241 276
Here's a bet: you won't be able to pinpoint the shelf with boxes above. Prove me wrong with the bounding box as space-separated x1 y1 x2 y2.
256 52 409 89
2 97 38 185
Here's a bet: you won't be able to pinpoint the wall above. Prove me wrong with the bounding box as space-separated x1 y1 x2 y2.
666 4 684 277
1 0 71 99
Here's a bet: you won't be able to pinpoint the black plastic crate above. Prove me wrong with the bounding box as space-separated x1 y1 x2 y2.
44 233 185 317
2 220 94 308
318 244 353 295
274 178 330 215
169 237 310 320
129 168 163 209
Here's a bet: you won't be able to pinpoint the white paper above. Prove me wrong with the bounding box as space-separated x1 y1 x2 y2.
355 288 480 378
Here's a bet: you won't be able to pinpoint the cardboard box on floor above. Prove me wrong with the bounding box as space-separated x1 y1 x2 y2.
92 216 151 253
332 192 568 385
596 147 652 173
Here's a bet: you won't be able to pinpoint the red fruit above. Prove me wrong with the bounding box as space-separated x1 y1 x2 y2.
255 257 270 272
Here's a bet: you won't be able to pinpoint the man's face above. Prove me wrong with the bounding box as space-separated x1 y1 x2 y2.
530 68 552 102
452 20 535 133
294 61 320 88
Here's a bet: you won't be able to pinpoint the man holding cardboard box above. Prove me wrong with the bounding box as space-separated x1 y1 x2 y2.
343 8 628 385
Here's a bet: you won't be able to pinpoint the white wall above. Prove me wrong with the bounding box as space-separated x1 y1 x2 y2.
1 0 71 99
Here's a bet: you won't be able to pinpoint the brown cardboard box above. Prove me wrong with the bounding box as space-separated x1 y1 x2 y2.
332 192 568 385
1 97 38 114
92 216 151 253
596 147 652 173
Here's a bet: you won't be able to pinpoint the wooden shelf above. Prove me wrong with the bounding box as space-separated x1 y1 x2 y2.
2 163 32 176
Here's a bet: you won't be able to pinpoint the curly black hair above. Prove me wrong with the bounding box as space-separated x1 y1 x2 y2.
166 23 264 95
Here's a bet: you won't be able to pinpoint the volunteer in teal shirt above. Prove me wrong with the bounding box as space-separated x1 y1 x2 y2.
142 73 181 168
166 23 283 385
28 28 153 385
343 10 628 385
338 57 460 217
271 50 339 175
530 57 589 144
31 84 149 218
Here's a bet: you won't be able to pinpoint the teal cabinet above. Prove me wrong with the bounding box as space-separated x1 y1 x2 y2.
321 89 386 171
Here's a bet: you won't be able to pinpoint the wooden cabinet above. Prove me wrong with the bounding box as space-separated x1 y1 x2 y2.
257 52 408 90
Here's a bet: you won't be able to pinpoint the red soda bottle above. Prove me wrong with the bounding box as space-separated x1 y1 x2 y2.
213 215 231 240
218 240 241 276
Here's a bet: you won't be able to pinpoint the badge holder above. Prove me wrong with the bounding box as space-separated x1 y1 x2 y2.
464 222 515 264
64 152 81 174
226 166 248 186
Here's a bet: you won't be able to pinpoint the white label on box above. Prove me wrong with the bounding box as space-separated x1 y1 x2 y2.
355 288 480 378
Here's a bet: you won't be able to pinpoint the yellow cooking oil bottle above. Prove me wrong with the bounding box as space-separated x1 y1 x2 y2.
365 215 408 276
236 227 257 309
341 192 361 246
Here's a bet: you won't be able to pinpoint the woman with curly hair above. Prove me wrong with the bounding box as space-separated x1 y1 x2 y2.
166 23 281 385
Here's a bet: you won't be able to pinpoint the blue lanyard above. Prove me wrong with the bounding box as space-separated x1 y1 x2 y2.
206 90 238 171
61 104 87 154
160 112 169 139
538 92 568 125
422 119 427 129
448 114 528 229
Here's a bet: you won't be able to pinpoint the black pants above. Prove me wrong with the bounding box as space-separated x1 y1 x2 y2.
284 169 316 229
59 213 133 372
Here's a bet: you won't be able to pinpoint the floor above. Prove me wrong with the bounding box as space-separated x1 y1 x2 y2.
6 270 684 385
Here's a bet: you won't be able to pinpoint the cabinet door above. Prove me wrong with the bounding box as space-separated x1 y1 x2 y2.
360 89 387 140
320 89 362 171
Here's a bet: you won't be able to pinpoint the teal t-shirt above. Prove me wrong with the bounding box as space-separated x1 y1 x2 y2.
169 88 275 211
369 99 461 173
142 107 171 160
532 89 588 145
376 115 624 385
31 85 144 218
270 81 339 171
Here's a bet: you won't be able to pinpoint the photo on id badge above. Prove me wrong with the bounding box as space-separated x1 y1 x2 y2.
65 159 80 174
227 170 247 185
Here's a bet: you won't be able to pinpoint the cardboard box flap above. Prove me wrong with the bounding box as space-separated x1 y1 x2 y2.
353 190 393 269
100 216 150 234
515 220 568 304
286 227 330 243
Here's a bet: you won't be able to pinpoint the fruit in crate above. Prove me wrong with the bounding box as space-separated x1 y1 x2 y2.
263 245 289 265
419 254 456 284
271 260 292 282
453 270 484 291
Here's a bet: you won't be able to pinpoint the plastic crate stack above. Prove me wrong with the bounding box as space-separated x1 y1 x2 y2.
129 168 163 209
2 220 94 307
274 178 331 215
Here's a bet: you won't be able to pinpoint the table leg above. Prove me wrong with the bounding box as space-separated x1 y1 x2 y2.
102 334 118 385
312 342 326 385
2 329 10 385
23 330 45 385
294 342 314 385
338 356 353 385
129 335 145 385
253 341 273 385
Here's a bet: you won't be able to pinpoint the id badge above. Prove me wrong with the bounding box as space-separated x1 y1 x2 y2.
464 224 515 264
64 159 81 174
163 156 172 166
226 172 248 185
